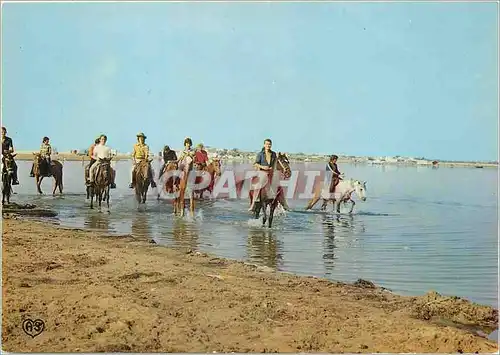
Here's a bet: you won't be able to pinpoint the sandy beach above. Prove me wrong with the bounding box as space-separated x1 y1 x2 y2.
1 214 498 353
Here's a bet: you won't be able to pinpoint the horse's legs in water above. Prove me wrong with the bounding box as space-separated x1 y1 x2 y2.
90 186 94 209
320 199 328 211
268 200 278 228
52 176 57 196
98 190 103 211
36 176 43 194
305 184 322 210
348 198 355 214
261 201 268 226
58 174 63 194
336 198 341 213
106 186 110 211
253 201 261 219
189 193 195 217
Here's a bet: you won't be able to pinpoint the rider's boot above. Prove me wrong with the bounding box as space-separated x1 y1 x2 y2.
12 166 19 185
110 170 116 189
158 164 165 180
149 167 157 188
87 167 94 186
129 172 135 189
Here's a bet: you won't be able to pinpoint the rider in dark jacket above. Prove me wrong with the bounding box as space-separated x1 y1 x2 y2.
327 155 343 192
159 145 178 179
2 127 19 185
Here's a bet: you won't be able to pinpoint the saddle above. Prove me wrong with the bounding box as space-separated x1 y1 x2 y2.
95 162 112 183
329 176 342 193
39 159 53 177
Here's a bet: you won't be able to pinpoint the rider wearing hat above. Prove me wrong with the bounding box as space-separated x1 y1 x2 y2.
129 132 157 189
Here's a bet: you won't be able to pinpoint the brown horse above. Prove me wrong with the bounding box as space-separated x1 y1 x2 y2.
2 152 16 205
32 153 63 196
159 160 185 213
193 158 222 199
89 157 113 210
249 152 291 228
159 160 181 198
133 159 154 204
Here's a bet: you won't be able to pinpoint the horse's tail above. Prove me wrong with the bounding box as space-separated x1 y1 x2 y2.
58 162 64 191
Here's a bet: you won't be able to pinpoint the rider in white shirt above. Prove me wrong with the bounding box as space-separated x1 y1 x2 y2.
88 135 116 188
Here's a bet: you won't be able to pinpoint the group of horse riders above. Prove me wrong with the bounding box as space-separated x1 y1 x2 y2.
2 126 344 202
82 133 218 190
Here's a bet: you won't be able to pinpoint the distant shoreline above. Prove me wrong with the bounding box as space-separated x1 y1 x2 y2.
12 151 497 169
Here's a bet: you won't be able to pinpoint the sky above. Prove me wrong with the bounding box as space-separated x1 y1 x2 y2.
1 1 498 162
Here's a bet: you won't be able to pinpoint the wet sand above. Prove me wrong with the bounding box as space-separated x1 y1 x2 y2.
2 216 498 353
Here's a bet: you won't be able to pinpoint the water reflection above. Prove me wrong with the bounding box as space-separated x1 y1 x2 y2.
170 218 199 250
247 229 283 269
84 213 111 231
321 214 366 274
322 214 337 275
131 213 151 237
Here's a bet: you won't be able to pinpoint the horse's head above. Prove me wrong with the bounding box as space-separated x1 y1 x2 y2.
352 180 367 201
32 152 42 164
194 161 206 171
165 160 178 171
276 152 291 179
210 158 222 177
99 157 112 166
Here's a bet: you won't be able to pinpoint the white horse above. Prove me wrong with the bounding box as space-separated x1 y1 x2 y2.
305 178 367 214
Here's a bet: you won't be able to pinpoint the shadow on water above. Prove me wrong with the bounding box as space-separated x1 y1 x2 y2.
247 229 283 269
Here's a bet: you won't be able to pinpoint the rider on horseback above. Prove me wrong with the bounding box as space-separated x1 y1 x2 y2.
327 155 344 193
30 136 52 177
249 138 277 211
1 127 19 185
85 137 100 184
194 143 209 168
177 137 195 167
158 145 178 180
88 134 117 188
129 132 156 189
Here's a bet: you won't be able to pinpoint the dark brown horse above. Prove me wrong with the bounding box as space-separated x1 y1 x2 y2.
193 158 222 199
2 152 16 205
133 159 154 204
89 157 112 210
32 153 63 196
249 152 291 228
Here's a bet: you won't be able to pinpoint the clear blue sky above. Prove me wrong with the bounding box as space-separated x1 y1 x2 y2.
2 1 498 161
